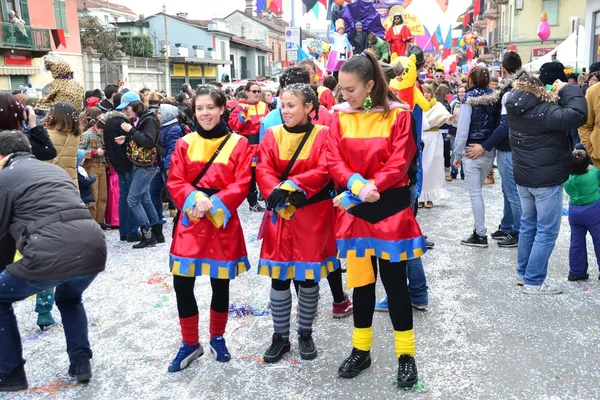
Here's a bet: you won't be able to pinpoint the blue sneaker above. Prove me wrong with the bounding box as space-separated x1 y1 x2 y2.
210 335 231 362
168 342 203 372
375 296 389 312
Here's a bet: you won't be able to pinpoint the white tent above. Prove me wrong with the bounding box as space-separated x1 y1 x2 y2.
523 25 585 72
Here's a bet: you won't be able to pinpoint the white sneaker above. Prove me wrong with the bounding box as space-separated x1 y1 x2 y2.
516 275 524 286
522 281 562 295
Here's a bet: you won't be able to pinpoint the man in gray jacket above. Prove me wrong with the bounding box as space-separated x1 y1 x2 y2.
0 130 107 392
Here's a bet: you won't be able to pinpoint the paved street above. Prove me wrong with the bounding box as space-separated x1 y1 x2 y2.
6 173 600 400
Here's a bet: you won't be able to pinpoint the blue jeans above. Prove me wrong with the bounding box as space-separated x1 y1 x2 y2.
497 151 522 235
0 271 98 373
150 168 171 220
128 165 160 228
117 170 140 237
517 185 563 286
407 185 428 305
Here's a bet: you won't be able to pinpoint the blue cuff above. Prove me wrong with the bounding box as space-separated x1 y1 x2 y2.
238 109 248 123
339 190 362 209
278 179 305 193
347 173 370 192
209 195 232 228
180 190 199 227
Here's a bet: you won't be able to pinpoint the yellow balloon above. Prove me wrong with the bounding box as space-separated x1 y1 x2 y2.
541 11 547 21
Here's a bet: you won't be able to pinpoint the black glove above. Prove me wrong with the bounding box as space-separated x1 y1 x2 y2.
287 191 308 208
266 188 290 211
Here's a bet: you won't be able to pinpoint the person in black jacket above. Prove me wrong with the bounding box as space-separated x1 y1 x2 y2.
77 149 96 205
350 21 369 54
102 111 141 243
117 92 165 248
0 130 106 392
98 84 118 113
506 73 587 295
466 51 524 249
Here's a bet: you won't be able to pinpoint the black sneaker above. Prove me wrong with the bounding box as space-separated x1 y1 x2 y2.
249 203 266 212
263 333 291 363
425 239 434 249
491 230 509 240
460 231 488 248
568 272 589 281
338 348 372 378
498 234 519 248
298 331 318 360
68 353 92 383
397 354 418 388
0 364 28 392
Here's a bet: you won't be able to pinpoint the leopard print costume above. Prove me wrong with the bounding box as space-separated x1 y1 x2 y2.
38 55 84 113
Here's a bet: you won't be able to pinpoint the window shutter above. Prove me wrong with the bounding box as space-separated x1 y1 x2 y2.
19 0 30 25
60 0 68 33
0 1 9 22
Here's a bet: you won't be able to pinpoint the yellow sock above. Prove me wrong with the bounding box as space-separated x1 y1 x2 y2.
394 329 415 358
352 327 373 351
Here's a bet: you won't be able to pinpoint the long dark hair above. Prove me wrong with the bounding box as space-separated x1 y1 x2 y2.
340 51 399 115
0 93 25 130
46 102 81 136
282 83 320 122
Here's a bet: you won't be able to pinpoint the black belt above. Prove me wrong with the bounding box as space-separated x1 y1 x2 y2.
347 185 411 224
296 181 334 209
24 209 91 238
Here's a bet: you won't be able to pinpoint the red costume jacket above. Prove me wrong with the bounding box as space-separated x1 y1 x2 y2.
256 124 338 282
326 102 426 288
167 131 252 279
317 86 336 110
384 24 413 57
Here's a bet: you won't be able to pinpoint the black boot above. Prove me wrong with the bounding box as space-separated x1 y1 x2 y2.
338 348 371 378
126 234 143 242
68 353 92 383
152 224 165 244
397 354 418 388
0 364 28 392
263 333 291 363
298 331 317 360
133 227 157 249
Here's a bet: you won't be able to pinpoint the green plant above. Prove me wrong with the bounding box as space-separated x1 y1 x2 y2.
118 34 153 58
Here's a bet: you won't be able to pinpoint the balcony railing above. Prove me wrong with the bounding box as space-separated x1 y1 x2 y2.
0 22 51 51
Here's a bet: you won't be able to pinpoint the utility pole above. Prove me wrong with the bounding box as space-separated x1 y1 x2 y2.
291 0 296 27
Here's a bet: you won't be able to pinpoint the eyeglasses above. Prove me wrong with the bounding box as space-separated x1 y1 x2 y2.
394 16 401 19
250 90 262 94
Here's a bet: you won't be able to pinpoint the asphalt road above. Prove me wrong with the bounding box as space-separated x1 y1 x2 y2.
5 172 600 400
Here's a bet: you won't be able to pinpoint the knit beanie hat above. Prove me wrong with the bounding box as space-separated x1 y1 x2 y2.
538 62 567 86
77 149 85 165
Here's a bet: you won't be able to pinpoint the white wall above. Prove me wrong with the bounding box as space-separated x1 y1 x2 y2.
585 0 600 68
85 8 136 24
225 13 269 47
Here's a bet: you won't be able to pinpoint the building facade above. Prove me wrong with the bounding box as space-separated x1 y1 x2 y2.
585 0 600 68
0 0 83 92
76 0 137 24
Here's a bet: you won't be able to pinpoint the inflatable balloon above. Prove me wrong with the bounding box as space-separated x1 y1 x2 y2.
334 0 345 6
538 12 551 41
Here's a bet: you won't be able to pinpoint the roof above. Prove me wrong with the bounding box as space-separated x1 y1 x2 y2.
223 10 328 43
230 36 271 52
77 0 137 16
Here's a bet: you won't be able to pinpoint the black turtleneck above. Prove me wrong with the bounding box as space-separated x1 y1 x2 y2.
196 119 230 139
283 120 314 134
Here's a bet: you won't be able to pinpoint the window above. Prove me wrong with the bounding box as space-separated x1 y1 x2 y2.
221 40 227 61
1 0 29 25
53 0 68 33
189 78 203 89
10 75 28 91
240 56 248 79
170 78 185 96
230 54 235 79
542 0 559 26
594 11 600 62
258 55 266 76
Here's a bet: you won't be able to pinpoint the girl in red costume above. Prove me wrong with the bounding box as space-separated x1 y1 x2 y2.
257 83 338 363
384 13 413 57
228 82 270 212
327 52 426 387
166 86 252 372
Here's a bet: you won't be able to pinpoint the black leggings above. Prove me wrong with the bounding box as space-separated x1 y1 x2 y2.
173 275 230 318
276 278 318 291
443 139 452 169
353 257 412 331
248 167 258 206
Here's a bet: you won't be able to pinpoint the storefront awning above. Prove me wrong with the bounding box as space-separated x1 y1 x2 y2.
0 66 40 75
169 57 231 65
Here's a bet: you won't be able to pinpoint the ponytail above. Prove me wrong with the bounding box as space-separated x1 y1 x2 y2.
341 52 399 116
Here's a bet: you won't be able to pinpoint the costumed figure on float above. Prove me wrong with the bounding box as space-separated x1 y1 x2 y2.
384 12 413 58
327 18 353 75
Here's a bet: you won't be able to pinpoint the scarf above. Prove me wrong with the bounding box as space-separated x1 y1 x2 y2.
196 119 230 139
283 119 314 134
